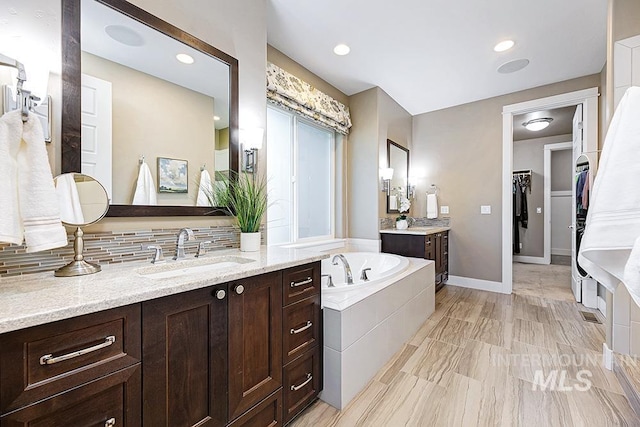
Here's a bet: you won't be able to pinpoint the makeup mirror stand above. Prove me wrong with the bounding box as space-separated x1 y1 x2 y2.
55 227 101 277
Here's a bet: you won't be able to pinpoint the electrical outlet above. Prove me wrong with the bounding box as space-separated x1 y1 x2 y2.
536 207 542 214
441 206 450 214
481 205 491 215
519 243 523 249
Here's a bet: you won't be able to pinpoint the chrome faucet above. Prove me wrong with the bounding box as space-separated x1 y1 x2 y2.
173 228 195 260
332 254 354 285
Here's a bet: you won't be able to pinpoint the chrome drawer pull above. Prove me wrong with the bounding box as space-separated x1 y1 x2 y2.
105 418 116 427
290 373 312 391
290 277 312 288
39 335 116 365
290 321 312 335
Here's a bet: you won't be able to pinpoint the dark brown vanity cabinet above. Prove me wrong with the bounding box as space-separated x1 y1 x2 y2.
381 230 450 290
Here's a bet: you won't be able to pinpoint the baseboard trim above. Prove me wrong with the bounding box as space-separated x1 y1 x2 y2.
551 249 571 256
447 275 507 294
513 255 549 265
613 354 640 418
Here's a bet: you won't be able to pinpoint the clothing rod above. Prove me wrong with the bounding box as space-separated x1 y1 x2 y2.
512 170 531 175
577 162 589 167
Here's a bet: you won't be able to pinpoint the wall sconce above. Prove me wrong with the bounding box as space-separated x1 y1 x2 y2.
408 176 417 199
380 168 394 195
240 128 264 173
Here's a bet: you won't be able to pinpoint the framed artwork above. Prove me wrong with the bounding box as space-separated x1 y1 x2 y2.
157 157 188 193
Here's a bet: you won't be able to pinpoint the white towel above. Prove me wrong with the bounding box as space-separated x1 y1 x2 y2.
55 174 85 225
624 237 640 306
132 161 157 205
0 110 67 252
196 169 212 206
578 87 640 298
427 193 438 219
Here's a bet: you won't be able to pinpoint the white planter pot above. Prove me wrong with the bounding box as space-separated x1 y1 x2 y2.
396 219 408 230
240 232 261 252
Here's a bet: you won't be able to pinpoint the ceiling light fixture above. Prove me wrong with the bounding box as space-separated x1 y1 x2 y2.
494 40 515 52
523 118 553 131
176 53 194 64
333 44 350 56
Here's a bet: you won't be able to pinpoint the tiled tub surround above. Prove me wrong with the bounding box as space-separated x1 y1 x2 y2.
0 225 265 277
379 217 450 230
0 246 327 334
320 258 434 409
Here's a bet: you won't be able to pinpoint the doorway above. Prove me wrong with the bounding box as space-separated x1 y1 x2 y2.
501 88 599 299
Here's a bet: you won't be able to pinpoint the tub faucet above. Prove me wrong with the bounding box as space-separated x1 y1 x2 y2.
332 254 354 285
173 227 194 260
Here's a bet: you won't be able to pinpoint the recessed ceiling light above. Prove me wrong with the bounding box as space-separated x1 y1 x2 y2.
497 58 530 74
214 116 221 121
333 44 350 56
176 53 194 64
523 118 553 131
105 25 144 47
494 40 515 52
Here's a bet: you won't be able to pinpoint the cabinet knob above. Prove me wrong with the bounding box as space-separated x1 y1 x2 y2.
234 284 245 295
105 418 116 427
214 289 226 300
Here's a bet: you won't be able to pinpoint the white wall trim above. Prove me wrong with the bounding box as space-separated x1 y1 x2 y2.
552 248 572 256
598 296 607 317
347 238 380 253
502 87 599 295
513 255 548 265
447 276 507 294
543 141 572 267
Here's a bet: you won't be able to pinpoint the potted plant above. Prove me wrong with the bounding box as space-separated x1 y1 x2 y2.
396 196 411 230
205 173 268 252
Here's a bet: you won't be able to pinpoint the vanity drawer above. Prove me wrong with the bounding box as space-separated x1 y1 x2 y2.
283 348 320 424
283 295 320 365
0 364 141 427
283 262 320 306
0 304 141 414
228 389 283 427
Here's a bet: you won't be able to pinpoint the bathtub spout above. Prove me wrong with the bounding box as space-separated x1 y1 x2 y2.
332 254 354 285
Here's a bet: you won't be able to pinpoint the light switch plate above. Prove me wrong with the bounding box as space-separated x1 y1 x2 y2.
536 207 542 214
481 205 491 215
441 206 450 214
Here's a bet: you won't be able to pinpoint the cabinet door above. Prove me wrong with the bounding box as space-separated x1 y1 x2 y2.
228 272 283 421
142 285 228 427
1 364 140 427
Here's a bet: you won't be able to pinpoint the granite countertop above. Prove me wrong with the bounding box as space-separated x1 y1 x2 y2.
0 247 329 334
379 226 451 236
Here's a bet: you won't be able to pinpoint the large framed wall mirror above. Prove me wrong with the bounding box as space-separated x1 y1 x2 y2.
61 0 239 216
386 139 409 214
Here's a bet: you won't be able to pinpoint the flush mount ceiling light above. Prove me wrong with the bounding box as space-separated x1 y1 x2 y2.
176 53 194 64
105 25 144 47
494 40 515 52
523 118 553 131
333 44 350 56
497 58 530 74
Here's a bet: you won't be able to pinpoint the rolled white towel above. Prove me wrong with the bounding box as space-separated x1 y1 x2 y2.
426 193 438 219
132 161 157 205
56 174 85 225
196 169 213 206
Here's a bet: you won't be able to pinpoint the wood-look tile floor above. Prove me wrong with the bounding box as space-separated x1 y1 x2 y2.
292 263 639 426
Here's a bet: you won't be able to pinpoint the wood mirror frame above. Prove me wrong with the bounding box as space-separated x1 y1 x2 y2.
386 139 410 214
61 0 239 217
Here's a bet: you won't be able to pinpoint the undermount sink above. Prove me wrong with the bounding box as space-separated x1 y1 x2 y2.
137 256 256 280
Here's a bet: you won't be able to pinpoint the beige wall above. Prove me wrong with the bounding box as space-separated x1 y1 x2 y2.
412 74 601 282
83 0 267 230
513 134 572 258
83 52 215 206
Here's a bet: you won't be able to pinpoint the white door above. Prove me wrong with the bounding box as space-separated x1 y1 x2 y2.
571 104 583 303
81 74 113 200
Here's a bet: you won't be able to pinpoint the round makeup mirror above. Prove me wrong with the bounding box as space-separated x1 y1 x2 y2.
53 173 110 277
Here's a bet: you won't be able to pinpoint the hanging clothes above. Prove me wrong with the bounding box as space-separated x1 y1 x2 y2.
513 180 520 254
519 182 528 229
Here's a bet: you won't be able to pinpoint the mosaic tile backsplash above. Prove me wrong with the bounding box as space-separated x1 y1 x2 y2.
379 217 451 230
0 226 262 277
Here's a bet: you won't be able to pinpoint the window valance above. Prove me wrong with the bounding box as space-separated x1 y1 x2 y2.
266 62 352 135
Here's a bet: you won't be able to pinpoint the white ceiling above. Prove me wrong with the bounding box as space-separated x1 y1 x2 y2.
267 0 608 115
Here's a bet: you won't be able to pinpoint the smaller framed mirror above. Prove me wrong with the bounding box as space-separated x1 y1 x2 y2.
387 139 409 214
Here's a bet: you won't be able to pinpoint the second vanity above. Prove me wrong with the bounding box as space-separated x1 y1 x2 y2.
0 247 327 426
380 227 450 290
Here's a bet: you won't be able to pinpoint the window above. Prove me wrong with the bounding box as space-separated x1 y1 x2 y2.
266 106 335 245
